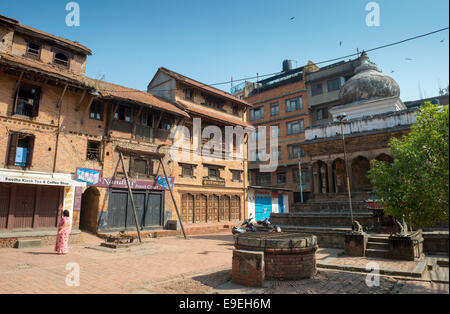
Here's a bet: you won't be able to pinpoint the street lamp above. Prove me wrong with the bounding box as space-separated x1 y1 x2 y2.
297 151 304 203
336 113 354 225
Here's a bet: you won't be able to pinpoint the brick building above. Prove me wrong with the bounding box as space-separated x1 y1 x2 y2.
242 60 318 218
148 67 251 225
0 15 249 246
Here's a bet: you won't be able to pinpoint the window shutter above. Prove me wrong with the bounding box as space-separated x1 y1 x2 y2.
25 135 35 168
12 85 21 115
7 133 19 166
32 87 41 117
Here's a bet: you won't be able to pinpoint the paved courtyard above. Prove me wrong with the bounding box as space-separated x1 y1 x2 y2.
0 232 448 294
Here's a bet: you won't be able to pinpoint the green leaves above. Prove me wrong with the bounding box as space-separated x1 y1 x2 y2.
368 103 449 229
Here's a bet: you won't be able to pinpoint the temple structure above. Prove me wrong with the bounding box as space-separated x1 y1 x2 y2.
270 52 426 251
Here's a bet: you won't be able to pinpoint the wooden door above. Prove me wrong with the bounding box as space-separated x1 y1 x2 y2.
199 194 207 222
208 195 219 222
220 195 231 221
181 194 194 223
230 195 240 221
145 192 163 227
11 184 36 229
35 186 62 228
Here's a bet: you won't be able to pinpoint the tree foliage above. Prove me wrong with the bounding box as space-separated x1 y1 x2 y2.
368 103 449 229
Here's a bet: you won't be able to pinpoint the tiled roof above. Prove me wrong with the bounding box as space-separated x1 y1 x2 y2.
156 67 251 107
0 53 189 118
92 79 190 117
0 14 92 55
176 100 253 128
0 53 87 85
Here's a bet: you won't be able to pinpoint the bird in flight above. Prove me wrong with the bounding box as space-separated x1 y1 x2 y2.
405 58 413 61
290 17 295 20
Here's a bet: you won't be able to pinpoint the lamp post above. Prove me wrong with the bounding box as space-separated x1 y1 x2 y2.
336 113 354 224
297 151 304 203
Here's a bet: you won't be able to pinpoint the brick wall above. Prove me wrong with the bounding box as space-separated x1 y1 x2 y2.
264 248 317 280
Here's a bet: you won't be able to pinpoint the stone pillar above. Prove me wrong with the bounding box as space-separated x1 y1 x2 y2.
312 164 320 195
327 162 334 194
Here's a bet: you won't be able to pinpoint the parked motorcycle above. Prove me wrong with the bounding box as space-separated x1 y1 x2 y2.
231 214 257 234
232 216 281 234
255 218 282 233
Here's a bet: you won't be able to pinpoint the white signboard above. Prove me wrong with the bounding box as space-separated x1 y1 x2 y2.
0 176 85 187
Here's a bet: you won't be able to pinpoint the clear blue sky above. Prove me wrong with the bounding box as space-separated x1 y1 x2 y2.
1 0 449 101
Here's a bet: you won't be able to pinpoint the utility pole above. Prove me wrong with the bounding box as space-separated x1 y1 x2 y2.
298 151 304 203
336 113 354 224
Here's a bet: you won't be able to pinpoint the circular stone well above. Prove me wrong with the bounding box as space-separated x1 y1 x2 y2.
234 232 318 280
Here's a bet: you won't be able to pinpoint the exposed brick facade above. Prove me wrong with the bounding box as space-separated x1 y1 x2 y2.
0 15 250 241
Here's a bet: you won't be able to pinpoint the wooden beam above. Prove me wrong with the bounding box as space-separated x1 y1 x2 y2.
79 95 95 125
132 106 143 139
159 157 187 240
119 151 142 243
74 89 87 112
56 84 68 108
116 146 165 159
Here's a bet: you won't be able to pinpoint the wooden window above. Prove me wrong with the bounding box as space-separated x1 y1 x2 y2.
86 140 101 161
293 168 310 183
327 78 340 92
208 167 220 179
158 118 171 130
26 42 41 59
311 83 323 96
181 164 195 178
250 106 264 121
185 88 194 100
285 97 303 112
231 170 242 182
277 171 286 184
13 83 41 118
89 101 104 121
7 132 35 168
288 144 305 159
286 120 304 135
53 52 69 68
317 108 328 121
255 173 271 186
270 102 279 116
130 157 153 178
232 105 239 116
271 124 280 138
114 105 132 122
138 109 152 127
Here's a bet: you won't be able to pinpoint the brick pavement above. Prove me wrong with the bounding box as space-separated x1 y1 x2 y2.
0 232 235 294
0 232 448 294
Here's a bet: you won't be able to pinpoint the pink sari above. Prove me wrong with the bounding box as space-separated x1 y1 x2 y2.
55 216 70 254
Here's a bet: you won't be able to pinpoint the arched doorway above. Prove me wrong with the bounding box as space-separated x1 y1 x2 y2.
376 153 394 164
314 161 328 194
351 156 372 192
333 158 347 193
80 187 100 233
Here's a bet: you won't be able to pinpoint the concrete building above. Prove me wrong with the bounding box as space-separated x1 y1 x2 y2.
305 58 361 127
242 60 319 219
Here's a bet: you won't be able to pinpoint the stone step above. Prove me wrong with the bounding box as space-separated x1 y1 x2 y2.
367 236 389 244
15 239 42 249
365 248 389 258
366 242 389 250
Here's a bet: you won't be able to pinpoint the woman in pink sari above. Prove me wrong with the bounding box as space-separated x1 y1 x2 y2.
55 210 71 255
